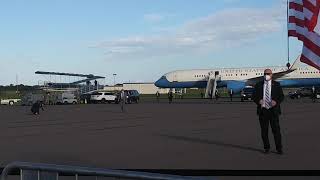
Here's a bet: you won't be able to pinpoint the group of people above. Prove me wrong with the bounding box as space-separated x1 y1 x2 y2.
203 89 220 100
158 89 221 104
155 90 182 104
155 90 173 104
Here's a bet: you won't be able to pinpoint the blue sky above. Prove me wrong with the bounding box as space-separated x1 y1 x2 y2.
0 0 303 85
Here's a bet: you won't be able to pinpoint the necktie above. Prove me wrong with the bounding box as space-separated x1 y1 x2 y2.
265 82 271 109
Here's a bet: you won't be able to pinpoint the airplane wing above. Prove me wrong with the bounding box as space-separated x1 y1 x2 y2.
246 56 300 86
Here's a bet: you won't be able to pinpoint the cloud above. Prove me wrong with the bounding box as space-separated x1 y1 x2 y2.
94 4 285 61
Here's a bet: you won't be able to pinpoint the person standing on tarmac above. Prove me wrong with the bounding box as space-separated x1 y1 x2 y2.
156 91 160 103
229 89 233 102
168 90 173 104
31 101 44 115
252 69 284 155
120 89 126 112
312 86 316 103
215 89 219 101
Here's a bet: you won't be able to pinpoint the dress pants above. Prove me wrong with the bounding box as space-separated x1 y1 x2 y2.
259 108 282 151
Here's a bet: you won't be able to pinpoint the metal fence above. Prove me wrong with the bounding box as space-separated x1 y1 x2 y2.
1 162 198 180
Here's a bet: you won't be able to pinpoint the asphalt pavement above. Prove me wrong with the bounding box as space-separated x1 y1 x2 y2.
0 97 319 172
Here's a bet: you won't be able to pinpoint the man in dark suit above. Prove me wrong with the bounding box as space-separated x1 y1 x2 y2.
168 90 173 104
31 101 44 115
312 86 316 103
252 69 284 154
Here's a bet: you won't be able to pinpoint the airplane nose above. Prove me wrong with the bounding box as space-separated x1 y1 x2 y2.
154 76 169 87
154 79 162 87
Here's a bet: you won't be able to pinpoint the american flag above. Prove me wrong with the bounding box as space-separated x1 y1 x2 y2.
288 0 320 70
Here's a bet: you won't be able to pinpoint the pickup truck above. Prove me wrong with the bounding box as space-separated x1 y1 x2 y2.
0 99 21 106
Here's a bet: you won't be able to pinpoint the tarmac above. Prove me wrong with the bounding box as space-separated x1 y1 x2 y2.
0 97 320 174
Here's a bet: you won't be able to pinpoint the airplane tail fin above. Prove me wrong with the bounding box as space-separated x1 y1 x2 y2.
289 55 301 70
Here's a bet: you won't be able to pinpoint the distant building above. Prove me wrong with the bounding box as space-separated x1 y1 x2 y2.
103 84 123 91
104 82 173 94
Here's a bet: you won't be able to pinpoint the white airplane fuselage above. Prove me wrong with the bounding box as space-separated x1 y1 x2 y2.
155 65 320 93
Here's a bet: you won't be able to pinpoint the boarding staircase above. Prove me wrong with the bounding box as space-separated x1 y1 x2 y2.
205 71 220 99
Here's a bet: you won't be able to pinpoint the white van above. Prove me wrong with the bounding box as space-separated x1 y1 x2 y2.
56 92 78 105
90 92 118 104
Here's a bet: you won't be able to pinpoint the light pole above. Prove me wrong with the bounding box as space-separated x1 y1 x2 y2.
113 74 117 90
16 74 19 94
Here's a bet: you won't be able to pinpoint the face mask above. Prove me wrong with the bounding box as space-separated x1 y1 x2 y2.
265 75 271 81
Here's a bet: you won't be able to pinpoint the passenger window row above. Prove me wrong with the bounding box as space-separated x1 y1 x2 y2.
300 71 320 74
195 75 206 77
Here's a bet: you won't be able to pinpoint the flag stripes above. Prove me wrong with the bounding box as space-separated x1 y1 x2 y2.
289 0 320 70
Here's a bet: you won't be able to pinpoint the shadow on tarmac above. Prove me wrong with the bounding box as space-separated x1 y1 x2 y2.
159 134 263 153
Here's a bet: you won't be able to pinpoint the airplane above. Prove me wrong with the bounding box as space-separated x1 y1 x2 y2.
154 56 320 97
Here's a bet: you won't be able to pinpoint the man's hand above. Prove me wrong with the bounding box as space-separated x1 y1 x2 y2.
272 100 277 107
259 99 264 105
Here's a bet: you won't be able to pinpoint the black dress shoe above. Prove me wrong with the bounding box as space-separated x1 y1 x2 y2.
277 150 283 155
264 149 270 154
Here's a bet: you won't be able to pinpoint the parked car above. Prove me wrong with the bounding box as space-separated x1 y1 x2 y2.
0 99 21 106
289 87 320 99
56 97 78 105
90 92 118 104
56 92 78 105
241 86 254 102
125 90 140 104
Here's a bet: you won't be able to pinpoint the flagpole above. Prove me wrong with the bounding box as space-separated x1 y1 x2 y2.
286 0 291 69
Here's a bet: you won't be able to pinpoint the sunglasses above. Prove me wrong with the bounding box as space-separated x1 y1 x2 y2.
264 73 272 75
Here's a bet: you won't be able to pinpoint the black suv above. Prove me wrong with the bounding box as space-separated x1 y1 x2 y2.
241 87 255 102
125 90 140 104
289 87 319 99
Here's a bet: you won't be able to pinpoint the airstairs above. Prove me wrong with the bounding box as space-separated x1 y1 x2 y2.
205 71 220 99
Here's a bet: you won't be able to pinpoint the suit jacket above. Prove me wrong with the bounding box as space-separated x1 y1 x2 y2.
252 80 284 115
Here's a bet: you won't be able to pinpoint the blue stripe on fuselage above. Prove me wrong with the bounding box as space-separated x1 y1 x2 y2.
155 77 226 88
278 78 320 87
154 76 320 89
